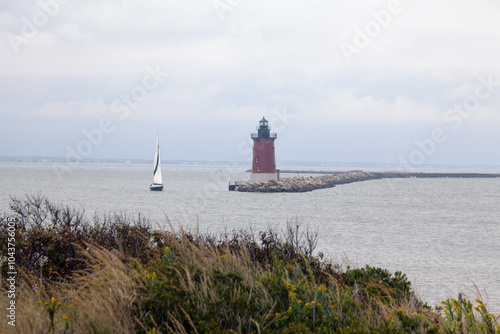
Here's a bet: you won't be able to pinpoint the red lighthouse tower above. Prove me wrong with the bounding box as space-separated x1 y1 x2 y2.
251 117 277 182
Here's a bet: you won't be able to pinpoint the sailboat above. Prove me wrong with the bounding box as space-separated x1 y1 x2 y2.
150 134 163 191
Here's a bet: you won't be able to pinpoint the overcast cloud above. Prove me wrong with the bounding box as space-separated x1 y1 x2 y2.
1 0 500 166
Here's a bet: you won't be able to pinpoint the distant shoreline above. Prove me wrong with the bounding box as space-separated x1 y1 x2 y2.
1 156 500 171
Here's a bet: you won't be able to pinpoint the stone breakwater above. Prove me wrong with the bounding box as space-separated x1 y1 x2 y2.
237 171 500 193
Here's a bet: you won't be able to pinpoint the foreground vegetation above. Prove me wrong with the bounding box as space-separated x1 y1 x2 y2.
1 194 499 333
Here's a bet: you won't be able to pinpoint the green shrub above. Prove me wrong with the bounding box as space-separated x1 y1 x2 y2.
346 265 411 303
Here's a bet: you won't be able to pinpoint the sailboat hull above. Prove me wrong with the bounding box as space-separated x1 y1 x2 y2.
150 184 163 191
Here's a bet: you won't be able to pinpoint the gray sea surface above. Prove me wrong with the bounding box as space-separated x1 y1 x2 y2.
1 162 499 312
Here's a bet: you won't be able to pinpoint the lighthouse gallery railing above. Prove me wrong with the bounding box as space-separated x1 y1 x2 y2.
251 133 277 139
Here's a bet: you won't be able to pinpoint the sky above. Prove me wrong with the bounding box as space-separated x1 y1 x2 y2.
1 0 500 167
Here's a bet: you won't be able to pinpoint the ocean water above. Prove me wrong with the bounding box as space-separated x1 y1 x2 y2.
1 162 499 312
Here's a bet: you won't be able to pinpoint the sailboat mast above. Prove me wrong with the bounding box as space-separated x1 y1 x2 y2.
152 134 163 185
153 135 159 176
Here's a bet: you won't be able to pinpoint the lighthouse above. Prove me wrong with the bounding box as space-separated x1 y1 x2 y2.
251 117 277 182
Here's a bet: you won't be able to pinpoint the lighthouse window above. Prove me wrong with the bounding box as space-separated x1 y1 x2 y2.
257 166 260 172
255 156 259 163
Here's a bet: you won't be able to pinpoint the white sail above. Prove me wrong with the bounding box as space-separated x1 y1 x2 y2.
152 135 163 185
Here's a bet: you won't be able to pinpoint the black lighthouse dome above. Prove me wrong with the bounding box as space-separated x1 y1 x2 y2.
258 117 270 138
259 117 269 128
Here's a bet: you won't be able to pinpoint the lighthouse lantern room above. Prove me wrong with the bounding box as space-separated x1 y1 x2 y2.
251 117 277 182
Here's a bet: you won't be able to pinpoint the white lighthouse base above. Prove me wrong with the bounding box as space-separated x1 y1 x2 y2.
250 173 277 183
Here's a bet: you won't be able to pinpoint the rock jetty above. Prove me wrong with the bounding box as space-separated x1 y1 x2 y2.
238 171 379 192
237 171 500 193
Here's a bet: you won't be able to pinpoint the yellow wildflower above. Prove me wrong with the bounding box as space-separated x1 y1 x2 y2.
57 301 61 306
219 254 227 260
331 304 336 309
305 303 311 307
152 272 157 279
165 246 170 251
38 300 42 304
275 312 281 318
298 300 303 304
387 315 394 323
146 274 151 280
285 264 293 271
317 302 322 307
288 306 292 313
51 297 55 304
476 298 483 304
62 315 68 322
311 301 315 305
44 302 49 306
